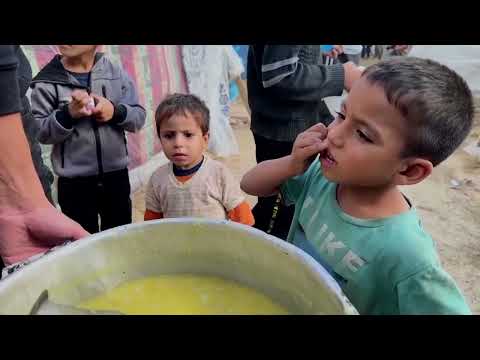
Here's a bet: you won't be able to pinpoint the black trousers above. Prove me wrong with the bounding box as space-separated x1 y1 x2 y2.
252 134 295 240
58 168 132 234
362 45 372 58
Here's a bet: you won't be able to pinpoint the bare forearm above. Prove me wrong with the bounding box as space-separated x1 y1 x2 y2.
0 114 48 213
235 77 250 115
241 155 298 197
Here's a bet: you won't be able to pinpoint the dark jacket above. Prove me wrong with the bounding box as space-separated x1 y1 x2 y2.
0 45 21 116
247 45 344 142
15 46 54 201
30 53 146 178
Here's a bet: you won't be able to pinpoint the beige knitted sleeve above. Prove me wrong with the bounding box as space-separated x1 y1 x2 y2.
218 163 245 212
145 172 163 213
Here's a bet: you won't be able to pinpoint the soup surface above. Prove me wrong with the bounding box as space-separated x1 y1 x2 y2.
80 274 289 315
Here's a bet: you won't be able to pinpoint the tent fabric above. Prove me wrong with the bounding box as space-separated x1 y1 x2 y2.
182 45 243 157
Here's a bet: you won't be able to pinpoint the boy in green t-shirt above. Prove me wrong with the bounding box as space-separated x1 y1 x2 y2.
241 57 473 315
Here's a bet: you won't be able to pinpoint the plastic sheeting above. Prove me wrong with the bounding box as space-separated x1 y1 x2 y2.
182 45 243 157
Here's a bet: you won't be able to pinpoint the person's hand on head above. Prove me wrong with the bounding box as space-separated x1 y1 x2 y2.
290 123 328 176
394 45 410 55
326 45 344 59
91 94 114 123
343 61 364 92
68 89 93 118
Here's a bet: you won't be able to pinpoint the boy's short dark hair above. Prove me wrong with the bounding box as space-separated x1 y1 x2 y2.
363 57 474 166
155 93 210 136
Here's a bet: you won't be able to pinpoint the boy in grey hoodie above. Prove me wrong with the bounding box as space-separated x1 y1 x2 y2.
30 45 146 233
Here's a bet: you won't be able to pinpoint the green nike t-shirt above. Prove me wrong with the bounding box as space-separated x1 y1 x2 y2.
281 159 471 315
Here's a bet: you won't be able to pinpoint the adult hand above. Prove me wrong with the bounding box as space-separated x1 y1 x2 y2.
0 201 89 266
393 45 410 55
326 45 344 59
289 123 328 176
91 94 114 123
68 89 93 118
343 61 364 92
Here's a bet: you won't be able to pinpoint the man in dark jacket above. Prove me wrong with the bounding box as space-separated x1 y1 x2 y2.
247 45 362 239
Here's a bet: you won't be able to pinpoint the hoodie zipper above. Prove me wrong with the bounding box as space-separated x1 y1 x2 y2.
88 79 104 179
54 84 66 169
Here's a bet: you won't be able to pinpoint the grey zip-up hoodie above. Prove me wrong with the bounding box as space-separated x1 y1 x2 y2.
30 53 146 178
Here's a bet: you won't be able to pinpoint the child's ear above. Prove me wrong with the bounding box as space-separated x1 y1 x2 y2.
203 132 209 143
394 158 433 186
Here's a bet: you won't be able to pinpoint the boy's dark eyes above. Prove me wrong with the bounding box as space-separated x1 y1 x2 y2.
335 112 373 143
161 132 195 139
357 130 373 143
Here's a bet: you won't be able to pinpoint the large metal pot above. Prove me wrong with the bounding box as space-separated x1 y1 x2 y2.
0 219 357 314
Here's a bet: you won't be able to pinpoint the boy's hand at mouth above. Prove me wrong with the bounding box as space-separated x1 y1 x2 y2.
241 123 328 197
289 123 328 176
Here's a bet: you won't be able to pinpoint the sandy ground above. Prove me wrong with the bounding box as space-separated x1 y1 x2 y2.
132 91 480 314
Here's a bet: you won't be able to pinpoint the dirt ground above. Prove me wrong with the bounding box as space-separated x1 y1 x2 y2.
132 85 480 315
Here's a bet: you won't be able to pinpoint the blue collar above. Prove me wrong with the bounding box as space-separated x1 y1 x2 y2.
172 156 204 176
